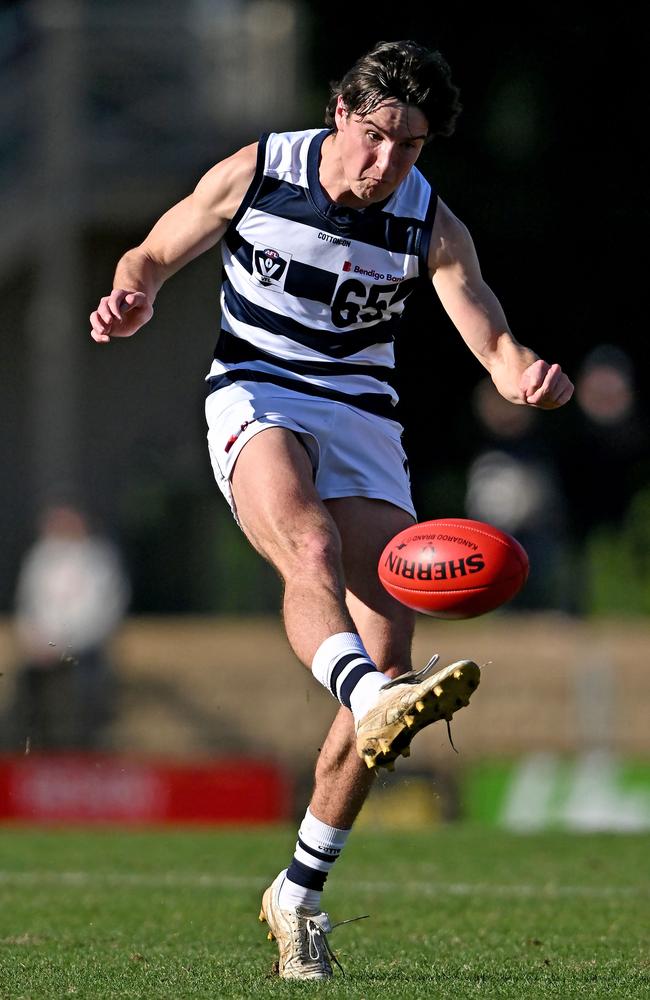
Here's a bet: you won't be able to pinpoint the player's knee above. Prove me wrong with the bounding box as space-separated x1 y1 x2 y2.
290 523 342 576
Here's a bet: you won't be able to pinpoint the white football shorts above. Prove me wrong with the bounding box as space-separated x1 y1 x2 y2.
205 380 416 523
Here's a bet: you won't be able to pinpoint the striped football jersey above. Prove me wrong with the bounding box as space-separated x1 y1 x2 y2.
207 128 438 417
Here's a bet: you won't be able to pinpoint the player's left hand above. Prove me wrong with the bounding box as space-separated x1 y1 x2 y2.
520 360 574 409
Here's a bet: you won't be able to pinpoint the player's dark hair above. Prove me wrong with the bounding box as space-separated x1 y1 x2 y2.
325 40 462 139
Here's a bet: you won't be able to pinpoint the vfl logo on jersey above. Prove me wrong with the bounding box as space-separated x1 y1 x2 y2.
251 244 291 292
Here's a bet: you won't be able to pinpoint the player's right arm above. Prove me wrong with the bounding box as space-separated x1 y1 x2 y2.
90 143 258 343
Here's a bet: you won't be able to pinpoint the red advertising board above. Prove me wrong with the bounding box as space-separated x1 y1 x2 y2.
0 755 292 825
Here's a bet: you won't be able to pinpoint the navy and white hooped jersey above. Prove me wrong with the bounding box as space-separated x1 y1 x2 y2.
207 128 438 418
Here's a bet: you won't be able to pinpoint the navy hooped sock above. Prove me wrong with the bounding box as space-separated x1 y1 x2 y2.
311 632 387 723
277 807 351 913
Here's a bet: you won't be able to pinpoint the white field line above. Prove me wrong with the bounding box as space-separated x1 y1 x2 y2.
0 871 646 899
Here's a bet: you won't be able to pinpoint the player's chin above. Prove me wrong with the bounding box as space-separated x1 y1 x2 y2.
357 180 389 202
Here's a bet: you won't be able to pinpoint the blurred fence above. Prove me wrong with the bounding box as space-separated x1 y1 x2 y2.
2 613 648 759
1 613 649 829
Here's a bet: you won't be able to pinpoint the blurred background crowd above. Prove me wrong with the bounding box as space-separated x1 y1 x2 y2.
0 4 647 828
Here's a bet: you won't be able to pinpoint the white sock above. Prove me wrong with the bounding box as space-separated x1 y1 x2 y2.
278 808 351 912
311 632 387 723
348 669 389 722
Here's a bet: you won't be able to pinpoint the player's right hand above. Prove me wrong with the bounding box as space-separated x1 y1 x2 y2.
90 289 153 343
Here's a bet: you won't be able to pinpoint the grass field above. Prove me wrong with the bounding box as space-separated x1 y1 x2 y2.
0 825 648 999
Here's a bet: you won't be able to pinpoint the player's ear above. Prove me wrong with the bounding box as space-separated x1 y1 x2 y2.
335 95 348 131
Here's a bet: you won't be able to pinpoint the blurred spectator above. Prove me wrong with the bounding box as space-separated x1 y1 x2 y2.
564 344 649 536
560 344 650 614
465 377 569 609
9 503 130 751
576 350 633 425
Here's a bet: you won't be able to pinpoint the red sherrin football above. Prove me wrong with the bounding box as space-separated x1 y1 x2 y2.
378 518 529 619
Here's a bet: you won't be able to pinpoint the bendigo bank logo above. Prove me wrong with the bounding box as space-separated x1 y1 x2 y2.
252 245 291 291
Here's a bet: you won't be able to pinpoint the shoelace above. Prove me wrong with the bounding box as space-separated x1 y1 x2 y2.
305 914 369 975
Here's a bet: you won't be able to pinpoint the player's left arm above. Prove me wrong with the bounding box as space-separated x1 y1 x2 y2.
428 199 574 409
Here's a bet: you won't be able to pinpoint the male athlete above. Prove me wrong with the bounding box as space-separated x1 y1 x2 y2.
91 41 573 980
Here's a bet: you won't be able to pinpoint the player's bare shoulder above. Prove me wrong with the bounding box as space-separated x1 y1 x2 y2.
193 142 258 225
427 198 476 277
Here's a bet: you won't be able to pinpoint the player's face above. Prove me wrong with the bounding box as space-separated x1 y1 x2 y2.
333 97 428 206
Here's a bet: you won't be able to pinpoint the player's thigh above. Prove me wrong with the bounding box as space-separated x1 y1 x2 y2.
231 426 342 575
326 496 416 673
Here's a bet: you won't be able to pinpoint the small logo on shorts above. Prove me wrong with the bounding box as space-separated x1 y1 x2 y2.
225 421 251 453
251 245 291 291
342 260 352 272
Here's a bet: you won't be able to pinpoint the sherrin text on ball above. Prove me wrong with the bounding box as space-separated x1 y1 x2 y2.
378 517 529 619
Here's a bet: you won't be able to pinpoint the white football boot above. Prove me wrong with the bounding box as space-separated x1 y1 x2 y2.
259 871 339 980
355 655 481 770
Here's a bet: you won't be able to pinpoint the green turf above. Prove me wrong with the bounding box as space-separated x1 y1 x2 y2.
0 825 648 999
